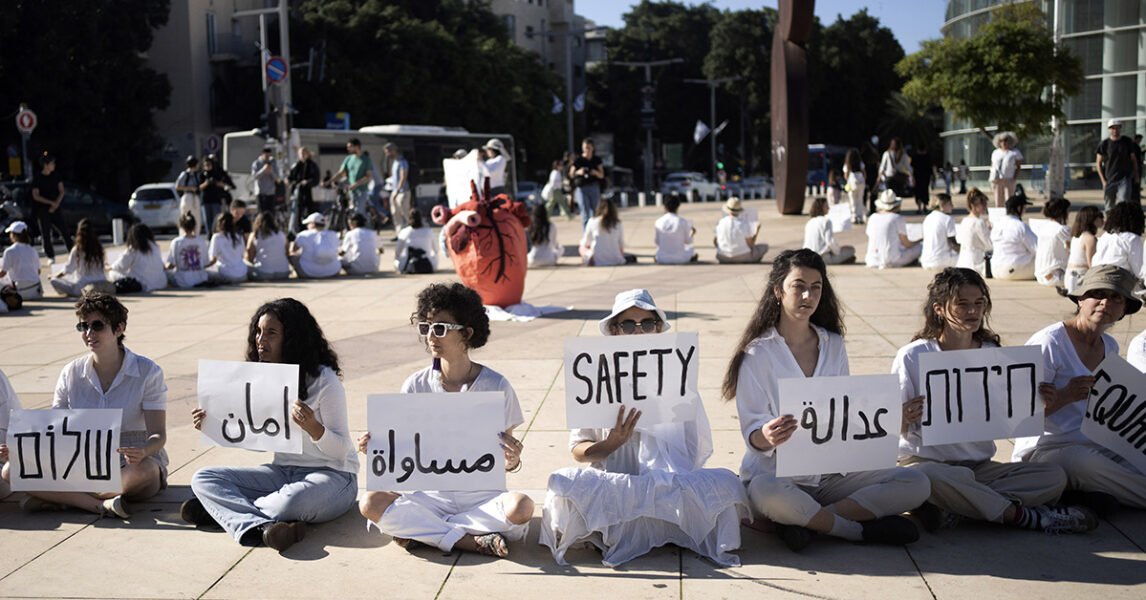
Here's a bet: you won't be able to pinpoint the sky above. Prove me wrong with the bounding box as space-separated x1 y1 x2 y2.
577 0 948 54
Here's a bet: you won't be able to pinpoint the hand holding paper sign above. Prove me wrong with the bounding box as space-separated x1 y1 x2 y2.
756 414 797 450
1081 355 1146 475
1044 375 1096 415
196 360 302 454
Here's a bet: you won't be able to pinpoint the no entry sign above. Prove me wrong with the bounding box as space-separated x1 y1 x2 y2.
16 108 37 134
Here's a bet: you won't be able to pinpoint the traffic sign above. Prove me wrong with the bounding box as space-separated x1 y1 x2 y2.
265 56 288 84
204 134 222 154
16 108 37 134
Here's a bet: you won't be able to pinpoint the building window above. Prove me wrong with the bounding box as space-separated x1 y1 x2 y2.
503 15 515 42
206 12 217 54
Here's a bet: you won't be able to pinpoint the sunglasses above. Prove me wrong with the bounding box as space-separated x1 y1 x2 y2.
617 318 660 334
417 321 465 338
75 319 109 333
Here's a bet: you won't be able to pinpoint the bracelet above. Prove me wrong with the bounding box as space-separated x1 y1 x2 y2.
507 458 523 473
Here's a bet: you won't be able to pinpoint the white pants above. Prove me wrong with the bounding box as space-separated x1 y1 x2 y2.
717 243 768 264
1026 444 1146 509
746 468 930 529
391 190 412 230
374 490 528 552
991 178 1016 207
901 457 1066 522
991 259 1036 280
180 193 202 235
848 183 866 221
821 247 856 265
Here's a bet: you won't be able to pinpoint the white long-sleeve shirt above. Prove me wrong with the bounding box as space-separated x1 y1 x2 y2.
803 216 839 256
272 365 358 474
110 242 167 292
1092 231 1145 281
956 215 992 276
989 215 1037 268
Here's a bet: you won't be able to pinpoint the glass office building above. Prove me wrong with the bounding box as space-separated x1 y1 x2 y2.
942 1 1145 188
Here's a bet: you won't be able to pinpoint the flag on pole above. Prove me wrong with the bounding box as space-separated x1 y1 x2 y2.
693 120 710 144
712 119 729 136
573 91 585 112
551 94 564 114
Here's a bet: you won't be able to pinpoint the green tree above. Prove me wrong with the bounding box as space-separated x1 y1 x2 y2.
896 3 1083 141
703 7 775 175
0 1 171 196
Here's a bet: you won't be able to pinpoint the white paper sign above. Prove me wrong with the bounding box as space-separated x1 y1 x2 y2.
444 151 481 208
564 332 700 429
366 392 505 492
197 360 301 453
50 263 66 277
918 346 1044 445
105 249 126 267
742 207 759 232
1027 217 1061 240
828 202 852 232
776 374 901 478
1081 355 1146 475
8 409 122 493
905 223 924 242
987 207 1006 224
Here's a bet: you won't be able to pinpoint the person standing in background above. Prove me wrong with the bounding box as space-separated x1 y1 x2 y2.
384 143 411 231
251 147 279 216
326 138 374 220
989 132 1023 208
30 153 73 262
570 138 605 231
175 156 203 235
199 155 234 240
958 159 969 194
1096 120 1140 212
288 147 320 233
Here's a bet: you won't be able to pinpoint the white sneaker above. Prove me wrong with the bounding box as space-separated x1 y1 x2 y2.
100 495 130 519
1034 505 1098 534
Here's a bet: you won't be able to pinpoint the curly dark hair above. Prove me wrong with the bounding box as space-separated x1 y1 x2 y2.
912 267 1001 347
722 249 843 401
245 298 341 400
1104 202 1145 236
75 291 128 348
409 282 490 349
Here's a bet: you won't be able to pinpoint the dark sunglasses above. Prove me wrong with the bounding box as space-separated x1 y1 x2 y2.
617 318 660 334
75 319 108 333
417 321 465 338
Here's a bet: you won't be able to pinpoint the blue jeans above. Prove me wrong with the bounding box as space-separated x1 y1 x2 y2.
576 185 600 231
349 187 370 220
203 202 223 237
1104 176 1133 212
191 464 357 543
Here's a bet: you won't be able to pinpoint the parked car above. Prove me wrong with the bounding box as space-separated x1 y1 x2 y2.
659 171 721 202
515 181 539 207
0 180 136 239
128 183 180 231
740 176 774 199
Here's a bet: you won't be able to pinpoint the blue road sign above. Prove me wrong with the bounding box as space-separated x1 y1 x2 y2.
265 56 288 84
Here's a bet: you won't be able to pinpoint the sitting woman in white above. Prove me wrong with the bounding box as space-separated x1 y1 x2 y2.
394 209 439 273
956 188 992 277
865 190 922 269
803 197 855 265
654 194 697 264
527 203 562 267
1130 326 1146 371
920 193 959 270
541 289 749 567
1034 197 1072 287
989 194 1038 280
714 197 766 263
729 249 929 552
581 198 626 266
290 212 341 279
0 368 24 499
109 223 167 293
1064 206 1104 294
206 213 248 284
246 212 291 281
358 283 534 558
1 221 43 300
50 219 108 296
165 211 209 288
1091 202 1145 284
339 213 382 275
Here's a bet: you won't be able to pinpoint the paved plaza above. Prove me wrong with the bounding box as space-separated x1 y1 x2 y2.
1 191 1144 599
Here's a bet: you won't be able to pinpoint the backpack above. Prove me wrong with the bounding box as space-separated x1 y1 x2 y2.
0 285 22 310
403 247 434 274
114 277 144 294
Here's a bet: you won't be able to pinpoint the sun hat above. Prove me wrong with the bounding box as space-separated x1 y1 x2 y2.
483 138 509 159
875 188 901 211
4 221 27 234
1068 265 1141 315
301 212 326 226
724 196 744 214
1108 119 1123 128
598 289 672 336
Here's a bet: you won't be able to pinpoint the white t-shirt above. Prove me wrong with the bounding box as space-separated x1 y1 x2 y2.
989 147 1023 180
879 150 911 179
1 242 39 282
208 233 248 281
582 216 625 266
844 162 865 187
865 212 908 268
340 227 381 274
401 365 524 433
271 365 358 474
1092 231 1145 281
1012 322 1119 461
735 325 849 487
654 212 695 264
803 215 839 256
714 215 754 257
893 338 999 463
528 223 562 267
989 215 1037 267
394 226 439 272
1034 223 1071 283
295 229 341 278
111 242 167 292
251 231 290 275
541 168 563 199
956 215 992 276
920 211 958 269
1129 328 1146 372
0 368 23 446
59 248 106 286
165 235 209 288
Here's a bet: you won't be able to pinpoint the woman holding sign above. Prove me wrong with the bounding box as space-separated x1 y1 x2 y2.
1013 265 1146 513
183 298 358 552
358 282 533 558
0 368 24 499
540 289 749 567
895 268 1096 534
1 292 166 518
726 249 929 552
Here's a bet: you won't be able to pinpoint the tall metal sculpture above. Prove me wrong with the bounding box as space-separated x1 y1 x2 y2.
770 0 815 215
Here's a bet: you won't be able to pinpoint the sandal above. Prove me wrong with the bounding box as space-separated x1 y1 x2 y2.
393 537 428 552
472 532 509 558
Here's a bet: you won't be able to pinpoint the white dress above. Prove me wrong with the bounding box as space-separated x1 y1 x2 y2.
581 217 625 266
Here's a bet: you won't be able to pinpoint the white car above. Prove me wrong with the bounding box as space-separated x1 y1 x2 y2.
128 183 180 231
660 171 722 202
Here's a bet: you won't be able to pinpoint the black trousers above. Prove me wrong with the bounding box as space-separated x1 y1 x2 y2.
33 208 72 260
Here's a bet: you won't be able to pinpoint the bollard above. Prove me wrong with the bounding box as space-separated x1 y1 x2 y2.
620 191 630 207
112 218 125 246
638 192 647 207
655 192 663 207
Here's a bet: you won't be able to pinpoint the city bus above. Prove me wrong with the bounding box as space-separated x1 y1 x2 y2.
807 143 852 193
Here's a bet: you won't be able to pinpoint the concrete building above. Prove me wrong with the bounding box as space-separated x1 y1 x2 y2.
941 0 1145 190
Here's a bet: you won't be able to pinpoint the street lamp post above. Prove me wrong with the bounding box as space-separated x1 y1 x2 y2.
614 58 683 193
684 77 740 182
528 27 596 156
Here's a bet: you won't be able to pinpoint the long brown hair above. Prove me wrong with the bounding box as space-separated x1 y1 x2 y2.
912 267 1000 346
253 211 280 238
596 198 619 232
1070 205 1102 238
74 218 104 270
722 249 844 401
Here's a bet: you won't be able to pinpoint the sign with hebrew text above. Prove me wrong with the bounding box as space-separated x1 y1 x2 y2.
9 409 122 493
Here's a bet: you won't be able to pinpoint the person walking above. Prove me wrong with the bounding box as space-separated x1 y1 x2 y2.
30 153 72 262
542 159 570 218
570 138 605 231
1096 119 1140 212
251 147 279 216
384 143 411 230
176 156 203 235
326 138 374 220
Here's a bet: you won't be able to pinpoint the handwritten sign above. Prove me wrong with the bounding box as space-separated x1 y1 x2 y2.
987 207 1006 224
197 360 301 453
776 374 901 477
9 409 122 493
366 392 505 492
564 332 700 429
905 223 924 242
444 151 481 208
1082 354 1146 475
917 346 1043 445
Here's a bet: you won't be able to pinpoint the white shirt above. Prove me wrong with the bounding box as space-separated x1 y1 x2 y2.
1034 223 1071 283
208 233 248 281
919 211 958 269
251 231 290 275
295 229 341 278
0 368 23 446
394 226 439 272
401 365 524 433
735 325 850 486
54 348 166 444
541 168 563 199
111 242 167 292
166 235 209 288
803 215 839 256
270 365 358 473
582 216 625 266
956 215 992 276
477 154 507 189
893 338 999 463
844 162 865 187
340 227 381 274
989 215 1037 267
59 248 106 286
865 212 909 268
654 212 695 264
1092 231 1145 281
989 147 1023 180
879 151 911 179
1012 322 1119 461
714 214 754 257
1129 329 1146 372
1 242 39 282
528 223 562 267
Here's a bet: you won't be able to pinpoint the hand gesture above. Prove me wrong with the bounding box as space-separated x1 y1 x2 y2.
191 407 206 431
499 432 524 470
902 396 925 433
1042 376 1094 415
0 443 8 462
117 446 146 466
760 414 797 448
603 406 641 451
291 401 321 438
357 432 371 455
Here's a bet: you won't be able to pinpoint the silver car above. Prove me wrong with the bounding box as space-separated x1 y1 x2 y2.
128 183 180 231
